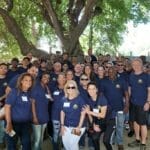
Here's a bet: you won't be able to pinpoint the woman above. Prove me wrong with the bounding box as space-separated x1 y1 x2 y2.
60 80 86 150
5 73 34 150
31 72 51 150
84 82 107 150
66 70 74 81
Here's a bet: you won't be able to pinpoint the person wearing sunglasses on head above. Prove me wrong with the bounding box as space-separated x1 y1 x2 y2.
60 80 86 150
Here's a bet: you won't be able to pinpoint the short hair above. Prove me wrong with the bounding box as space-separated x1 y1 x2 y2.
0 63 8 68
131 57 143 65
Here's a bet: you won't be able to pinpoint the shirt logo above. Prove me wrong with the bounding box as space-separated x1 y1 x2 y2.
73 104 78 110
52 77 56 81
138 79 143 84
116 84 121 88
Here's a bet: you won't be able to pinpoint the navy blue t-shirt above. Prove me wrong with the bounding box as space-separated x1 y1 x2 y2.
78 85 89 104
129 72 150 106
7 69 19 82
31 81 49 124
6 88 32 122
100 77 128 111
61 95 85 127
8 74 20 89
51 87 65 121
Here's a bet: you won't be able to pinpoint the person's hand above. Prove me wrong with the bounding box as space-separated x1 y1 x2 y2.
93 124 101 132
123 105 129 114
33 117 39 125
83 105 90 114
144 102 149 111
6 122 13 133
60 126 66 136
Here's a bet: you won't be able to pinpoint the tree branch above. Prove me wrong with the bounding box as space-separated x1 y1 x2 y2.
41 0 67 49
69 0 97 51
0 8 49 58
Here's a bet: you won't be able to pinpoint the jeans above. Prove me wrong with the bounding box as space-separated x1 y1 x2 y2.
114 111 125 145
52 120 60 150
0 120 5 143
32 124 47 150
6 122 31 150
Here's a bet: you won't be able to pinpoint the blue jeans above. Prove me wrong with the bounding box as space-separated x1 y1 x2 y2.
32 124 47 150
115 111 125 145
6 122 31 150
0 120 5 143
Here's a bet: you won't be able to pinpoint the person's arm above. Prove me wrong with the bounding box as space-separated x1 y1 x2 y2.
31 99 38 124
60 110 66 136
77 109 86 129
144 87 150 111
124 91 129 113
5 86 11 96
87 106 107 119
5 104 13 133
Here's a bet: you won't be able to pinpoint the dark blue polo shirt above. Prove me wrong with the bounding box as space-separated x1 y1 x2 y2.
61 95 85 127
129 72 150 106
31 81 49 124
5 88 32 122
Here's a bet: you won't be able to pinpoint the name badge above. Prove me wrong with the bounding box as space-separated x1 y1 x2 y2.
118 111 123 114
64 102 70 107
53 91 59 95
22 96 28 102
93 108 99 113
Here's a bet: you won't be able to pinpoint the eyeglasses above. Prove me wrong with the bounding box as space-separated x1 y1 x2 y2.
81 78 88 81
67 86 76 89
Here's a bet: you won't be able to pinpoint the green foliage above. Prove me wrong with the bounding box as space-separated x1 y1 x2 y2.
0 0 150 59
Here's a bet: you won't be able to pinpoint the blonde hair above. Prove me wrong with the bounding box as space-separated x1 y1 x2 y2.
64 80 79 98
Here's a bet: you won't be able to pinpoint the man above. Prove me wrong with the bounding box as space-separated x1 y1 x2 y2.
100 66 129 150
128 58 150 150
88 48 97 63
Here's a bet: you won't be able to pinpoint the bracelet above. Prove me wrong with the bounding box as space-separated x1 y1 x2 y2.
61 124 64 126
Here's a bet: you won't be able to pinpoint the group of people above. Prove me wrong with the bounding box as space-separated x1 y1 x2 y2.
0 50 149 150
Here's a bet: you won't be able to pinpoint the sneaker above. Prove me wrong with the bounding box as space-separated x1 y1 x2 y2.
128 140 140 147
118 145 124 150
128 130 134 137
140 144 146 150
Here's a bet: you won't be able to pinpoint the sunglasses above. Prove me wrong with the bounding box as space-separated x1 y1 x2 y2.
81 78 88 81
67 86 76 89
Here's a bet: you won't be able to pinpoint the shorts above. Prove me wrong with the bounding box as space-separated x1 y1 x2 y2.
132 103 148 125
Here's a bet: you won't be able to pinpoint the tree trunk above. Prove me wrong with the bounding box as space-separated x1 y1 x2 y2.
0 8 49 58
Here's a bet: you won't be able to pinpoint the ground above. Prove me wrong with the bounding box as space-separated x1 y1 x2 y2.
42 129 150 150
